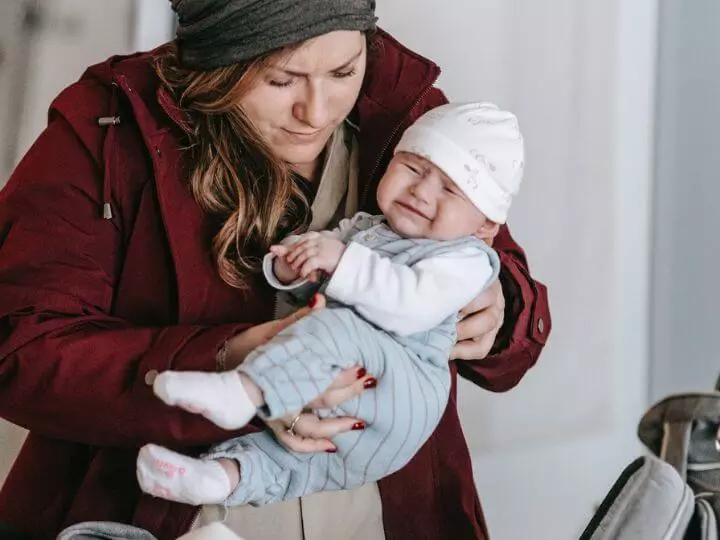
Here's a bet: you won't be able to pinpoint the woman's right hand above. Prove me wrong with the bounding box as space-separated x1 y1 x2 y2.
267 365 376 453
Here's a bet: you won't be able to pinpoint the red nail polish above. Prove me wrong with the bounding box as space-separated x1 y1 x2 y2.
356 368 367 379
326 446 338 453
308 295 318 308
352 422 366 431
363 378 377 389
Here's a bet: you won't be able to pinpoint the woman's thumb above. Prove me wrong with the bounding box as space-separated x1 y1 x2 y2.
276 294 326 332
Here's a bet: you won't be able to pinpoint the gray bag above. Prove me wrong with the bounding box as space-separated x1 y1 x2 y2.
56 522 157 540
579 455 694 539
580 387 720 540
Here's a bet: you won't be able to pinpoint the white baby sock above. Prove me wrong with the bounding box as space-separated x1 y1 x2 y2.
153 370 257 430
137 444 234 506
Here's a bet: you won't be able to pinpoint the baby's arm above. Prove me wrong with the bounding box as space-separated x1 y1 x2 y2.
326 246 496 336
262 212 377 289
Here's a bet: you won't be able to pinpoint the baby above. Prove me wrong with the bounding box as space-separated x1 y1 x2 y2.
137 102 525 507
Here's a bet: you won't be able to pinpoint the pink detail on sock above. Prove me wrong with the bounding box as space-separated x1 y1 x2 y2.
152 457 183 478
179 467 187 476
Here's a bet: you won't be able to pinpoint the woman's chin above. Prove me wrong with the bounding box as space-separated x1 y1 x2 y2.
280 148 326 174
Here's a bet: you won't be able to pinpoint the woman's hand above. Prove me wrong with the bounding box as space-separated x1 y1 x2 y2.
226 294 376 452
266 365 375 453
452 280 505 361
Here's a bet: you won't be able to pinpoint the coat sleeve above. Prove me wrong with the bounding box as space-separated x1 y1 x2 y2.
0 114 257 448
456 225 551 392
411 88 552 392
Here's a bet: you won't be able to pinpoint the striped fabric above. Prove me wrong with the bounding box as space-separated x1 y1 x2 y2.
205 224 500 506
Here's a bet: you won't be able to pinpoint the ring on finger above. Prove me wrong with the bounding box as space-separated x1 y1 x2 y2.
287 413 303 437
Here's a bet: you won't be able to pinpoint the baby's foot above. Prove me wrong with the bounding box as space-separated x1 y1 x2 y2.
137 444 234 506
153 370 256 429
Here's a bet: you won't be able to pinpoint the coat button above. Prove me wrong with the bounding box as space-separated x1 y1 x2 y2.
144 369 159 386
537 318 545 334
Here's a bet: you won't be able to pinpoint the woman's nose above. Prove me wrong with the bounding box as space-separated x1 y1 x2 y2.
294 84 328 129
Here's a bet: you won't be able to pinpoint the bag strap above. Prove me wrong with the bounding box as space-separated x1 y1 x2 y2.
660 420 692 480
637 393 720 481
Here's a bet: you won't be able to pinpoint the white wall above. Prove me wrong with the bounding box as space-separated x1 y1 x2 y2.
376 1 656 538
649 0 720 401
0 2 659 536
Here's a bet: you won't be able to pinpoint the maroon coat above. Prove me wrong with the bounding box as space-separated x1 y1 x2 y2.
0 30 550 539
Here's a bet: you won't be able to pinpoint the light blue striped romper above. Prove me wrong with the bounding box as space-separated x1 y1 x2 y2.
205 217 500 506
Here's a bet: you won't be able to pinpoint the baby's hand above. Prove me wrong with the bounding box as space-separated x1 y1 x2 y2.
270 245 301 284
284 232 346 280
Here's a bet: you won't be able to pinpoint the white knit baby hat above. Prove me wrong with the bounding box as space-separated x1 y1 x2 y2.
394 102 524 224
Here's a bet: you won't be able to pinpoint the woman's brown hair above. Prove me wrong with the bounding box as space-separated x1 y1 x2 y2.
154 43 311 290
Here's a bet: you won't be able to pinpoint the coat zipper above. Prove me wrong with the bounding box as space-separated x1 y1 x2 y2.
360 76 440 208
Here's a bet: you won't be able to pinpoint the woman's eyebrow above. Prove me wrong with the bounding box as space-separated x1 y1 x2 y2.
272 49 364 77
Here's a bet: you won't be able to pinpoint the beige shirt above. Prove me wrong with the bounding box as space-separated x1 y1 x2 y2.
192 124 385 540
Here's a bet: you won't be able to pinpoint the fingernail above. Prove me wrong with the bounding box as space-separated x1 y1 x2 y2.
352 422 366 431
356 368 367 379
308 294 318 308
363 378 377 389
326 446 338 453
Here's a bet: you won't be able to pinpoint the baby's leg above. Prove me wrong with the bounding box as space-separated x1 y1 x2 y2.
136 444 236 506
150 307 363 429
149 307 452 506
240 308 453 477
199 311 454 506
153 370 257 430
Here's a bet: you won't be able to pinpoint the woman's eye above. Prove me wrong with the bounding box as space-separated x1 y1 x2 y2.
269 79 294 88
332 69 357 79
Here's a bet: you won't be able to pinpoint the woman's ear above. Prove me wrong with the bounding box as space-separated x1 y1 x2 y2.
475 220 500 244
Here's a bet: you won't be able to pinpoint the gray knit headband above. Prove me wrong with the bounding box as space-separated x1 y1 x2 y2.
171 0 377 70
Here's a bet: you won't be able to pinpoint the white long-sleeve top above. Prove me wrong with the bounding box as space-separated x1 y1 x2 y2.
263 213 495 336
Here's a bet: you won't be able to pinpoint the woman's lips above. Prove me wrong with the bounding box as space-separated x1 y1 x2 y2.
283 128 323 143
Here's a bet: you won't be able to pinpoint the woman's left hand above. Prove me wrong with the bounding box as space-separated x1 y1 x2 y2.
451 280 505 361
266 365 375 453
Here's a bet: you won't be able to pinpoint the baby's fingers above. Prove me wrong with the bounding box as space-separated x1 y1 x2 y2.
299 259 322 279
291 248 318 273
286 239 315 264
269 245 290 257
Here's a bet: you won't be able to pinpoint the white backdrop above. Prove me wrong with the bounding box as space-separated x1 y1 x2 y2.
376 1 657 537
0 1 658 538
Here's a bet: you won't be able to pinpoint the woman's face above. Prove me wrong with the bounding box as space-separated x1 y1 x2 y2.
239 30 367 179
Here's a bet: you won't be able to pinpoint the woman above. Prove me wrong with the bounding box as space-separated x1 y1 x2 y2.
0 1 550 539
